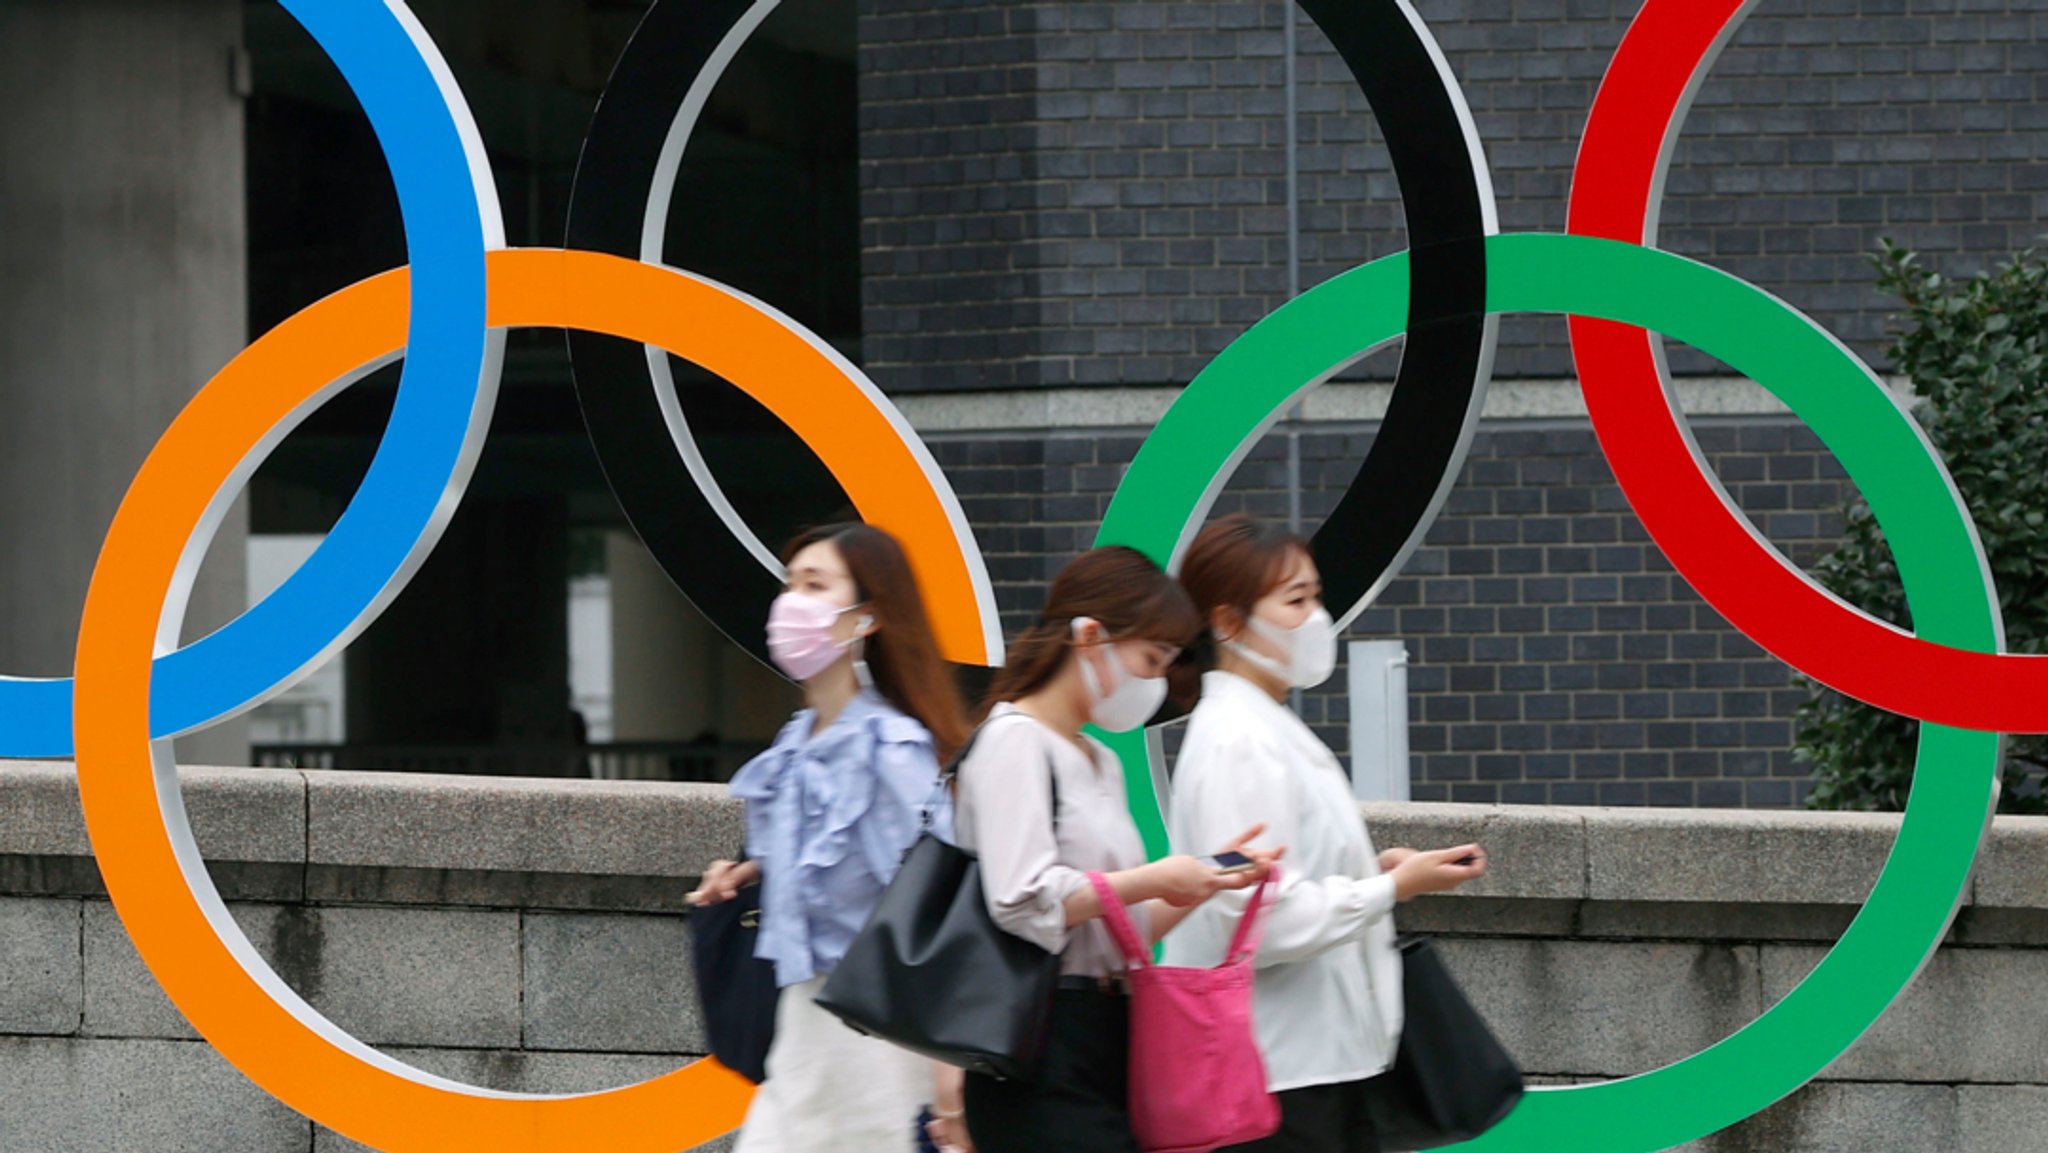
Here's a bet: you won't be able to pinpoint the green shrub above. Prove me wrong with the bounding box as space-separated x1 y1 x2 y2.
1796 240 2048 814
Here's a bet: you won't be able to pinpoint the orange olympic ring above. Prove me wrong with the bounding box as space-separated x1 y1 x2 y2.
75 247 1004 1151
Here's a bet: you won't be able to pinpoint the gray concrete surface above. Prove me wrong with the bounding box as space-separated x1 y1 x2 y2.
0 0 249 767
4 760 2048 1151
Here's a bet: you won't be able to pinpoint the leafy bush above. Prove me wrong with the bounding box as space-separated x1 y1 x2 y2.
1797 240 2048 814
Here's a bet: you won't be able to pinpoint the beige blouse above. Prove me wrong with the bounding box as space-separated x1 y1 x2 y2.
954 703 1153 978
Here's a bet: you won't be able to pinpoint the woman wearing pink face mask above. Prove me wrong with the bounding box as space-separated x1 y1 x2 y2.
690 523 971 1153
953 546 1282 1153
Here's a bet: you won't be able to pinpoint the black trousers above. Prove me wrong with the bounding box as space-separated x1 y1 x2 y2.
964 989 1138 1153
1220 1079 1383 1153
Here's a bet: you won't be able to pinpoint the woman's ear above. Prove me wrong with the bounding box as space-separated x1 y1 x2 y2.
853 613 876 637
1210 604 1245 642
1070 615 1105 645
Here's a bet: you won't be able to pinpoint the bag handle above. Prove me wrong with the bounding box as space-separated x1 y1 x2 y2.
1085 871 1151 969
1086 867 1281 969
1223 867 1278 966
928 713 1061 835
917 724 983 835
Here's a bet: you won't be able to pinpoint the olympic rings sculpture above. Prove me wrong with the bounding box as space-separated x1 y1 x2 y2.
14 0 2026 1149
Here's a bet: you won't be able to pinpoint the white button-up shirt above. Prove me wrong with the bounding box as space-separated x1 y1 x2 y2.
1163 669 1404 1092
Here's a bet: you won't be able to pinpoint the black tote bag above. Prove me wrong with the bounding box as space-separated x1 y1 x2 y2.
1362 937 1525 1151
814 731 1061 1081
813 832 1060 1080
688 879 780 1084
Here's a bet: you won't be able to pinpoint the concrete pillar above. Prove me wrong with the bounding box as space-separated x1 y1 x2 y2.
718 644 802 751
0 0 250 765
606 531 718 744
606 531 796 772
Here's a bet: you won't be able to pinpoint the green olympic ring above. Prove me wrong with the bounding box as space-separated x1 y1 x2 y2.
1096 232 2000 1152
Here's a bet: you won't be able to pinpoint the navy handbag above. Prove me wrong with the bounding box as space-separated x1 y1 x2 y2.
688 875 780 1084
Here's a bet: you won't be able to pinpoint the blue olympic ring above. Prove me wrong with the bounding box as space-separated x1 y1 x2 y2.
0 0 501 757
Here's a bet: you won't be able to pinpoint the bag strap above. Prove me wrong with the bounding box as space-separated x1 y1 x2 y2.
1222 867 1279 966
1084 866 1281 970
1045 734 1060 834
922 714 1061 836
917 725 981 835
1085 871 1151 969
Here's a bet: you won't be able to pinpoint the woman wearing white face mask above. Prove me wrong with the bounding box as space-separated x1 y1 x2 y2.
1167 516 1489 1153
953 546 1282 1153
690 523 973 1153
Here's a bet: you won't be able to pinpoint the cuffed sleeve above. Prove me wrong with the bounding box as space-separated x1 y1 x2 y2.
958 716 1086 953
1250 871 1395 967
1176 730 1394 968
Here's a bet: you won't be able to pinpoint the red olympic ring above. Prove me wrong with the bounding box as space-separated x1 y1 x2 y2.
1567 0 2040 733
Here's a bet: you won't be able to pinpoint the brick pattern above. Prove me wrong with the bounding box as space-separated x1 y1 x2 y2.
861 0 2048 389
929 416 1852 808
858 1 1047 389
1014 3 1297 389
861 1 1296 391
1298 0 2048 377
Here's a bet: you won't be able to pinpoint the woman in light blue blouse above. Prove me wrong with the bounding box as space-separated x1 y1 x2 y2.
689 523 971 1153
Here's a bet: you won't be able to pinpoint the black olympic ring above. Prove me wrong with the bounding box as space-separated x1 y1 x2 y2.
564 0 1495 672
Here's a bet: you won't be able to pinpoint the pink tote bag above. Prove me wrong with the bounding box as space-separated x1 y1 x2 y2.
1088 870 1282 1153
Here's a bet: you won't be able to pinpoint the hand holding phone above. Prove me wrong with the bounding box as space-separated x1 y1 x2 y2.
1204 851 1258 874
1389 844 1487 902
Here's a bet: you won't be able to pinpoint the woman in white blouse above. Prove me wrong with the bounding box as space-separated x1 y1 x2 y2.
1165 516 1488 1153
948 546 1281 1153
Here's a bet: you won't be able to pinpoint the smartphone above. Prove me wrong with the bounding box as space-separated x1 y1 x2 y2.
1206 851 1257 874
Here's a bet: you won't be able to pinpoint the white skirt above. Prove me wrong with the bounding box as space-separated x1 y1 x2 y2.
732 975 930 1153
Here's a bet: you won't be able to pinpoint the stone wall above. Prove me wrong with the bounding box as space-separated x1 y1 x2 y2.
4 762 2048 1151
0 763 737 1153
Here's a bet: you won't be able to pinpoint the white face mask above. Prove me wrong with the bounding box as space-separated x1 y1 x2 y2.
1072 619 1169 732
1224 605 1337 689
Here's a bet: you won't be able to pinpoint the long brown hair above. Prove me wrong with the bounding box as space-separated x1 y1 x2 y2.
983 546 1201 716
782 523 971 761
1171 515 1314 708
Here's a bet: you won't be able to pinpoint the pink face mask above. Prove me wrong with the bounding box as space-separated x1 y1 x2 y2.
766 591 862 682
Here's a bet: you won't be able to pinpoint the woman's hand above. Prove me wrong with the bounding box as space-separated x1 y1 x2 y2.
927 1107 974 1153
1138 856 1234 907
928 1062 973 1152
1215 823 1286 884
1378 847 1419 873
686 858 760 906
1388 844 1487 902
1141 824 1287 906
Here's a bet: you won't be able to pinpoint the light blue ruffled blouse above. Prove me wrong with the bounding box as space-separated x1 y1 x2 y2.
728 690 952 988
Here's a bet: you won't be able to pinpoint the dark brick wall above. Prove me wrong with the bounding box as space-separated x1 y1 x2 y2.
861 0 2027 807
928 415 1853 808
858 1 1047 389
860 0 2048 389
